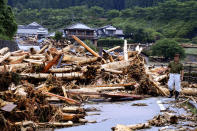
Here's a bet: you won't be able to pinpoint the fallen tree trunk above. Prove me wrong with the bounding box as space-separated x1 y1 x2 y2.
112 123 150 131
62 45 73 53
62 55 87 62
160 87 197 96
181 88 197 96
66 86 125 93
23 59 44 65
0 52 11 64
101 59 133 70
72 35 100 57
9 55 27 64
54 72 84 79
95 83 136 87
29 55 45 60
0 63 29 72
49 67 81 73
0 47 9 55
20 72 84 79
76 57 102 65
61 113 84 121
37 45 48 54
102 68 123 74
49 121 73 127
62 106 84 114
107 46 120 53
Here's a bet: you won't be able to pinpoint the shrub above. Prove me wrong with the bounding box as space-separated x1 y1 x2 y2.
54 31 63 41
84 40 98 52
98 38 124 47
151 38 185 60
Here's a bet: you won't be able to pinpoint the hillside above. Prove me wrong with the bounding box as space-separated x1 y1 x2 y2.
8 0 165 10
9 0 197 43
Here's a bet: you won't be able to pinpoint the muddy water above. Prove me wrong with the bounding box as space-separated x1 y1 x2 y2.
56 97 161 131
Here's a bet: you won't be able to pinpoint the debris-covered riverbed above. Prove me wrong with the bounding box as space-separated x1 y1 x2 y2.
0 36 197 131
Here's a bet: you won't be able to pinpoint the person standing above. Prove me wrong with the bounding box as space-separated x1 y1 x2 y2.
167 54 184 100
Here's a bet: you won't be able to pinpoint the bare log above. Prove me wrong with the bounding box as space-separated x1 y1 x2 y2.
37 45 48 54
20 72 84 79
160 87 197 96
127 123 150 130
107 46 120 53
0 47 9 55
181 88 197 96
61 113 84 121
23 59 44 65
0 63 29 72
49 67 81 73
66 86 125 93
102 68 123 74
63 54 87 62
29 55 45 60
0 52 11 64
62 45 73 53
50 121 73 127
54 72 84 79
76 57 102 65
101 57 135 70
9 55 27 64
62 106 84 114
112 125 132 131
72 35 100 57
112 123 150 131
95 83 136 87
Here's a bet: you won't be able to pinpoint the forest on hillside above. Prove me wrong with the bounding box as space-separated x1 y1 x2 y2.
3 0 197 43
8 0 166 10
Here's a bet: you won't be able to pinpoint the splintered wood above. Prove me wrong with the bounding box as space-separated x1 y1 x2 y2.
0 35 196 130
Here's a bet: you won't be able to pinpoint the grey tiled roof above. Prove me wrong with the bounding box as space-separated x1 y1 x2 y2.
65 23 93 30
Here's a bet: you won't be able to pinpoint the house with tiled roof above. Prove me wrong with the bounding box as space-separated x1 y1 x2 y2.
17 22 48 39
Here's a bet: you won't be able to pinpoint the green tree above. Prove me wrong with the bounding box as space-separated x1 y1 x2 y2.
0 0 17 40
106 9 120 18
54 31 63 41
90 6 104 18
151 38 185 60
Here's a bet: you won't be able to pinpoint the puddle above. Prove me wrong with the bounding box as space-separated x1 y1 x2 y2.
56 97 161 131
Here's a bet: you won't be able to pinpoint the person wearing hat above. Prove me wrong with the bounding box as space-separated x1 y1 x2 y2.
167 53 184 100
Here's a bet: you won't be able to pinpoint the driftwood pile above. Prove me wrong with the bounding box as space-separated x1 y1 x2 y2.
0 35 196 130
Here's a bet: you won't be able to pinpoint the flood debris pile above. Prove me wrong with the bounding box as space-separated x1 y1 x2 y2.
0 35 196 130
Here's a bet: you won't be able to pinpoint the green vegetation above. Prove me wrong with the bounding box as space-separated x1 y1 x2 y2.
54 31 63 41
9 0 197 44
151 38 185 60
0 0 17 40
98 38 124 47
84 40 98 52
